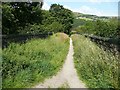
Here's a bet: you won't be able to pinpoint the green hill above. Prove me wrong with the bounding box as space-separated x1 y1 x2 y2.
73 12 110 21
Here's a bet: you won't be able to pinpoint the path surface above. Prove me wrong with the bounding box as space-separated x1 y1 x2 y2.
34 38 87 88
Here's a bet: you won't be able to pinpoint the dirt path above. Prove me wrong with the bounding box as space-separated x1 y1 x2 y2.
34 38 87 88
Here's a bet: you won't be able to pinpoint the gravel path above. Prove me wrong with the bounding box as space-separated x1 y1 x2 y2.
34 38 87 88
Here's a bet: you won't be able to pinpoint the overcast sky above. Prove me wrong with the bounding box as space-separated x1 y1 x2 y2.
42 0 119 16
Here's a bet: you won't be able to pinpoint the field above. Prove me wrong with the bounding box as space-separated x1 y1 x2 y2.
71 34 119 88
2 33 69 88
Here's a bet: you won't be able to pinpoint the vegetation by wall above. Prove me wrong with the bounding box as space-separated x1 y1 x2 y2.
2 33 69 88
72 34 119 89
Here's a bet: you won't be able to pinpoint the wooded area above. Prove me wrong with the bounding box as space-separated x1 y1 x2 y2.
2 2 74 35
73 17 120 38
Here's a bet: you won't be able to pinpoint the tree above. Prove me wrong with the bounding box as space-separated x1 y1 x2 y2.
48 22 64 33
2 1 43 35
49 4 74 35
77 19 119 38
2 3 17 34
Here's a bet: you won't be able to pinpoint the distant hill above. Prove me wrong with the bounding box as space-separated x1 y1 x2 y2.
72 12 118 29
73 12 111 21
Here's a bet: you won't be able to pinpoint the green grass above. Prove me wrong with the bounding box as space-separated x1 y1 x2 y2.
2 33 69 88
48 82 69 89
0 48 2 89
58 82 70 88
71 34 119 89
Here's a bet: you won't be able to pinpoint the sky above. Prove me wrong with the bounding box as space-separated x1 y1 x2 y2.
42 0 119 16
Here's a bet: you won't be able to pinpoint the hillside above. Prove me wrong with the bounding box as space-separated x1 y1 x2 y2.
73 12 111 21
72 12 119 38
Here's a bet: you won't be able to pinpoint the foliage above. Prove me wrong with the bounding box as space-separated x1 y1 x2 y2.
58 82 70 88
93 19 118 37
74 18 119 38
19 24 48 34
2 3 17 34
49 4 74 35
48 22 64 33
2 3 74 35
2 2 43 35
72 19 87 28
72 34 119 88
2 33 69 88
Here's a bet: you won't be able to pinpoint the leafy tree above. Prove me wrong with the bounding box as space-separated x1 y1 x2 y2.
41 10 55 25
48 22 64 33
94 19 118 37
49 4 74 35
77 19 118 38
2 2 74 35
2 3 17 34
73 19 87 28
2 2 43 35
10 2 42 25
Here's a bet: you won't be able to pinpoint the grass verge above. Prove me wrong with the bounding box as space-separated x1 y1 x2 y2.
2 33 69 88
71 34 119 89
58 82 70 88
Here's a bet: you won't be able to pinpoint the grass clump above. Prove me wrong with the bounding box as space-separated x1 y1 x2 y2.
71 34 119 89
58 82 70 88
2 33 69 88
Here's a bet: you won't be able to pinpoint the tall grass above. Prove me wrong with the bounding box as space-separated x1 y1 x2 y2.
0 48 2 89
2 33 69 88
71 34 119 89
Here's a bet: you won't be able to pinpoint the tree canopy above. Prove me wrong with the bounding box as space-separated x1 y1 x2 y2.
2 2 43 34
50 4 74 34
73 18 119 38
2 2 74 35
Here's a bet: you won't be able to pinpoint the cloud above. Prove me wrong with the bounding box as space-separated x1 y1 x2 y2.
42 2 50 10
63 5 117 16
76 6 102 16
63 5 102 16
42 2 117 16
88 0 119 3
63 5 72 10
